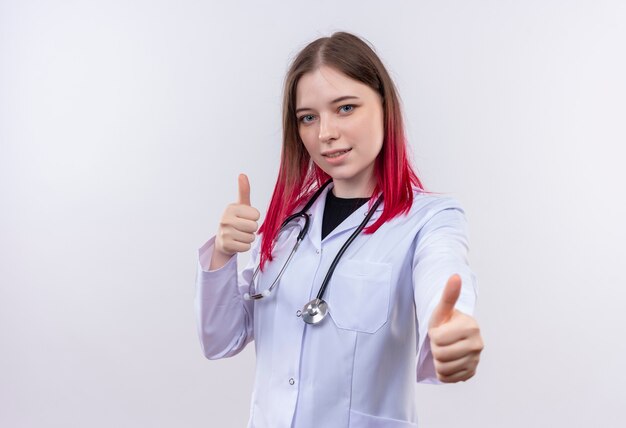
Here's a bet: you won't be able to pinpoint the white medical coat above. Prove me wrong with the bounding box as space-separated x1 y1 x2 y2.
195 183 477 428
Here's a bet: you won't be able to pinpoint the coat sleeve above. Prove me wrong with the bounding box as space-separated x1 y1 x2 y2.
194 234 261 360
412 199 478 384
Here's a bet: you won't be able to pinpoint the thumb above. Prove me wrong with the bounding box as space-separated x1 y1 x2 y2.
429 274 462 329
238 173 251 206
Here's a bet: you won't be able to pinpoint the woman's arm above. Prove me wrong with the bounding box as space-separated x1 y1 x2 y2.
412 200 482 383
195 174 261 359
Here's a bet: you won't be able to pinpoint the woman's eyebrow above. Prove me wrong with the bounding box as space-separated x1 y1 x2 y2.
295 95 360 114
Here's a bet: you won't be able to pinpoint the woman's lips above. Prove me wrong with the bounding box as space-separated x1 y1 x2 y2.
323 148 351 157
323 148 351 164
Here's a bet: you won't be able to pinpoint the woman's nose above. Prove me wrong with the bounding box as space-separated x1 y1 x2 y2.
318 115 339 143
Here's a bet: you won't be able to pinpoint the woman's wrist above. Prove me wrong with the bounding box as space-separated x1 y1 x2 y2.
209 247 234 271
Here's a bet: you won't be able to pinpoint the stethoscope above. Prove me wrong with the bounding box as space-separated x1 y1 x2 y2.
243 179 384 325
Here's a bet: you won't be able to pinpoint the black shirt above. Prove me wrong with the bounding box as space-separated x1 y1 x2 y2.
321 190 371 240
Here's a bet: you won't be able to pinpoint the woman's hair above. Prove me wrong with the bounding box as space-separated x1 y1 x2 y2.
257 31 424 271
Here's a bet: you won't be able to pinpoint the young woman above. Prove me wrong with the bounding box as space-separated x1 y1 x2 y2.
196 31 484 428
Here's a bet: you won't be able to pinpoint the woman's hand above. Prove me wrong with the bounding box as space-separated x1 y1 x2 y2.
427 274 484 383
210 174 260 270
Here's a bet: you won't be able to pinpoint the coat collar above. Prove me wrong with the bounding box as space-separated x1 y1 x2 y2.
305 181 384 249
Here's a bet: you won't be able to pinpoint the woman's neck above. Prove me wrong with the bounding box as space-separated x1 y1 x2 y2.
331 176 375 198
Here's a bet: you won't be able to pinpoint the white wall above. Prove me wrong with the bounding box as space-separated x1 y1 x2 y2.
1 1 625 427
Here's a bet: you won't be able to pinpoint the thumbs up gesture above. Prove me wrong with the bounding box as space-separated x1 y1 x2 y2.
211 174 261 269
427 274 484 383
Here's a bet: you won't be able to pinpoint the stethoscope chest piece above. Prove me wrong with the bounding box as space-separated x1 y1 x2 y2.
301 298 329 325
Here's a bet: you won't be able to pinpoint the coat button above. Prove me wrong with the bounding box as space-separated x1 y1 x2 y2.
289 378 295 385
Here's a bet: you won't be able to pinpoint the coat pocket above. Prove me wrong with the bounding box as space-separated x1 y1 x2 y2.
349 409 417 428
327 259 392 334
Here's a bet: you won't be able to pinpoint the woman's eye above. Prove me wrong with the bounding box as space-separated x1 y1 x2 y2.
299 114 315 124
339 105 354 113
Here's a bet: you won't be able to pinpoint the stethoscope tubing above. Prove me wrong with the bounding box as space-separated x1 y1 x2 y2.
245 180 331 300
314 193 383 300
245 179 383 320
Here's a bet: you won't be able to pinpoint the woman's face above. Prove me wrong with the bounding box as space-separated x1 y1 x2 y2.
295 65 384 198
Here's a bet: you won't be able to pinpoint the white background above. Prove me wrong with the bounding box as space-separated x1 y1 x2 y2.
2 1 625 427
